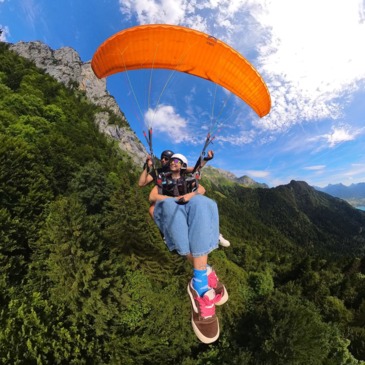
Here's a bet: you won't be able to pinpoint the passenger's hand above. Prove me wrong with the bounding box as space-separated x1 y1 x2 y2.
203 150 214 161
176 190 200 203
198 185 206 195
146 155 153 167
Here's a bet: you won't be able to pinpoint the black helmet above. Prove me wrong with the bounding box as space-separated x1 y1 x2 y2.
160 150 174 160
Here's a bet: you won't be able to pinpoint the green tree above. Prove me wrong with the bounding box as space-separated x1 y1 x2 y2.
247 269 274 297
69 161 114 215
238 290 333 365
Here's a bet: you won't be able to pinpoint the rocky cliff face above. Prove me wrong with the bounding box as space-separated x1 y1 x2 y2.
9 41 146 166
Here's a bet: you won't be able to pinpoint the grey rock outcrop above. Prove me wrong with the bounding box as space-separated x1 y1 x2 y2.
9 41 146 166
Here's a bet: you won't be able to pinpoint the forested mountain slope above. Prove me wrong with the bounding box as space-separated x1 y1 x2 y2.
2 43 365 364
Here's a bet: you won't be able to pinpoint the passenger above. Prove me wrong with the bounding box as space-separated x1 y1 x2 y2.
138 150 231 247
149 153 228 343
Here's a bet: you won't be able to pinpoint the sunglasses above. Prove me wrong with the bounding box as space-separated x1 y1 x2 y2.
170 159 182 165
161 156 170 161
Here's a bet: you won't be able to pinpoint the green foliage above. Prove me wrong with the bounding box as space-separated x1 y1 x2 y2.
322 296 353 326
2 43 365 364
237 291 333 364
247 269 274 297
69 161 114 214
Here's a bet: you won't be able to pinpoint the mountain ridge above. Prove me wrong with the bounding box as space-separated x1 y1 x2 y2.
213 179 365 256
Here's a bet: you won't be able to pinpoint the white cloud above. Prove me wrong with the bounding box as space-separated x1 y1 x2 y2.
0 25 9 41
118 0 259 36
216 129 256 145
315 163 365 187
246 169 270 178
119 0 203 27
323 125 362 147
327 128 355 147
20 0 39 29
255 0 365 131
144 104 190 142
229 168 270 180
345 163 365 179
305 124 364 151
304 165 326 171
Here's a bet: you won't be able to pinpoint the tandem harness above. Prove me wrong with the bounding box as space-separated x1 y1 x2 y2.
156 172 198 198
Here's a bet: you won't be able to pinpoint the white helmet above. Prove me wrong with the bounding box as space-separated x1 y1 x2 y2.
171 153 188 169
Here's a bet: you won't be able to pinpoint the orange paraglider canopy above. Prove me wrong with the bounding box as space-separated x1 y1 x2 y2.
91 24 271 118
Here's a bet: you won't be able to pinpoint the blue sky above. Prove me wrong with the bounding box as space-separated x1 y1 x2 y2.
1 0 365 187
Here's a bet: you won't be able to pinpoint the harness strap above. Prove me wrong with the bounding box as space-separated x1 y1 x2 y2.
157 174 197 197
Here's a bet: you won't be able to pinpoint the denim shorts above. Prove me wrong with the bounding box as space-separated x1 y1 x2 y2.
153 195 219 257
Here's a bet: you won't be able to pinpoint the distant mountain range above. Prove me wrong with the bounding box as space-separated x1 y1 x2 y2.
203 165 365 209
209 179 365 256
314 183 365 207
202 167 365 254
202 166 269 189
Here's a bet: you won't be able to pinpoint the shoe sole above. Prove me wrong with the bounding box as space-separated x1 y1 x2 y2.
215 286 229 306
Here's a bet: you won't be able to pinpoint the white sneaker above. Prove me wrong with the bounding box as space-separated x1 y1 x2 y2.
219 234 230 247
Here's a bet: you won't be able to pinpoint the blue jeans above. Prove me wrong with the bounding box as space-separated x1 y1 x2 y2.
153 195 219 257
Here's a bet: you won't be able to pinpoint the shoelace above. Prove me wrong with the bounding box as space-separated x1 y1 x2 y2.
196 292 222 318
208 270 218 289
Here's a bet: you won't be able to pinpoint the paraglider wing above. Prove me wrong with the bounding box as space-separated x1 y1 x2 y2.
91 24 271 118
